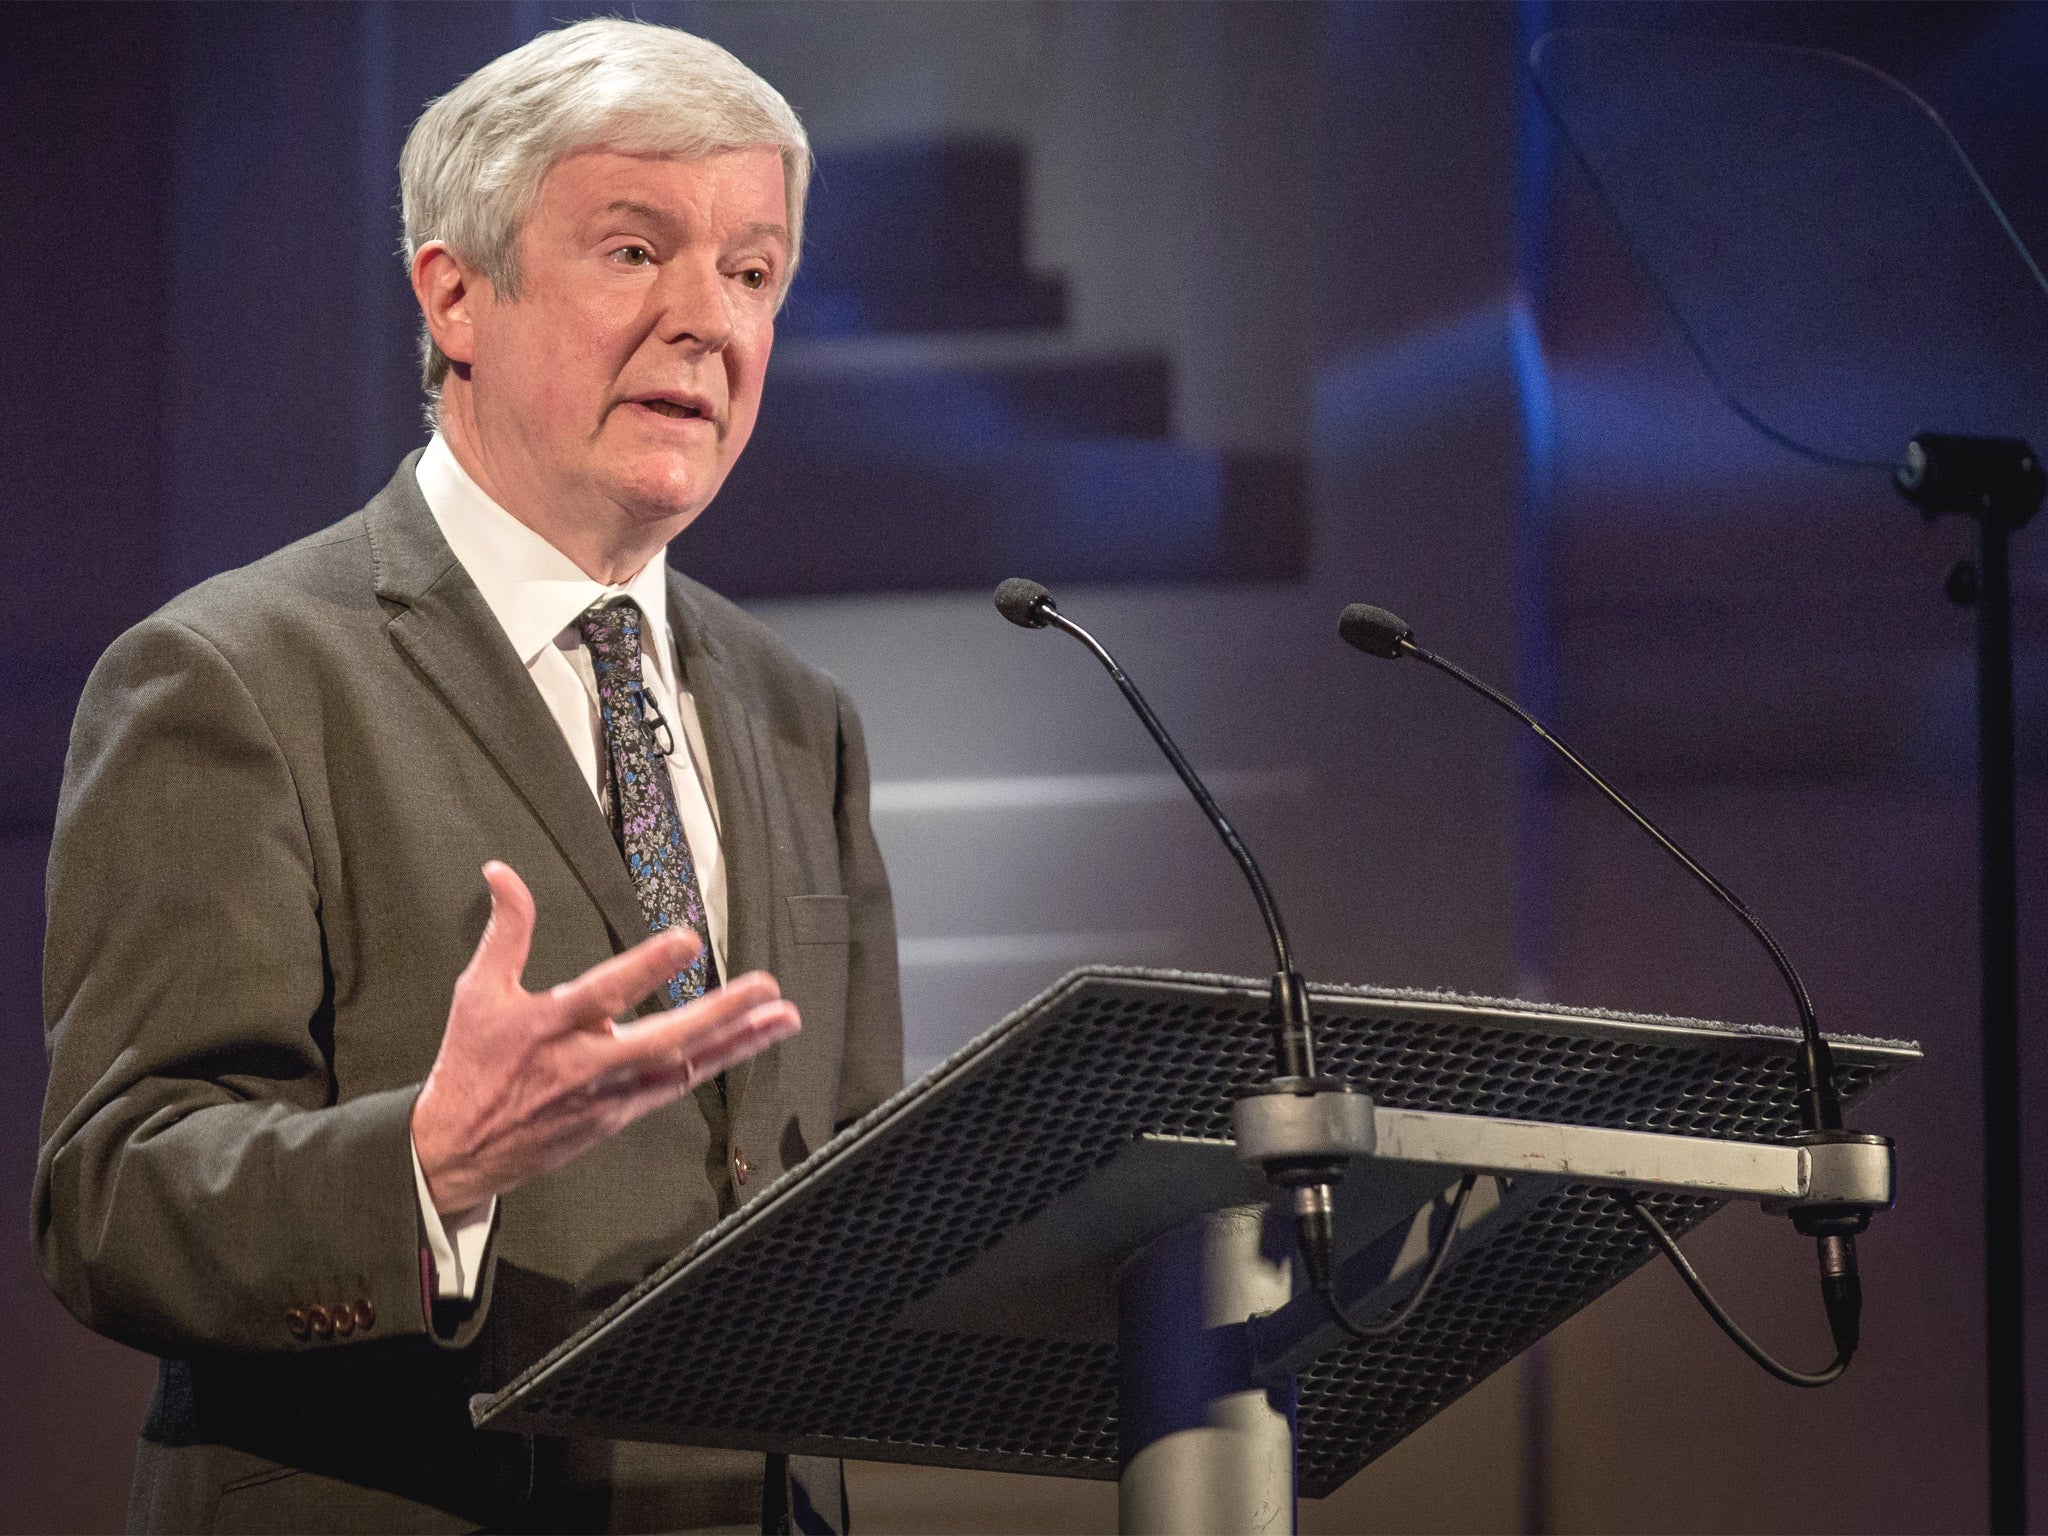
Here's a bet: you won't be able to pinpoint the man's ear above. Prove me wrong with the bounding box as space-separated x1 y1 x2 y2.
412 242 487 368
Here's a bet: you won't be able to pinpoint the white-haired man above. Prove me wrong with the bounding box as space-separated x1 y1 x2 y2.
36 19 900 1533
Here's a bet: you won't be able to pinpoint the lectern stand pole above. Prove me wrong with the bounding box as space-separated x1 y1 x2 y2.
1116 1205 1298 1535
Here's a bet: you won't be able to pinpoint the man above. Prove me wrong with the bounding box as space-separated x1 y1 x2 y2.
35 18 900 1533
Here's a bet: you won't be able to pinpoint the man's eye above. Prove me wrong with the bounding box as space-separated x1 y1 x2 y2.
737 268 767 291
613 245 652 266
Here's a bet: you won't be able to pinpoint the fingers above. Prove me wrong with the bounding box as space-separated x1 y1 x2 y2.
554 925 704 1023
609 968 778 1035
610 1003 802 1114
687 999 800 1080
590 999 801 1116
683 998 801 1082
465 861 536 989
603 982 797 1075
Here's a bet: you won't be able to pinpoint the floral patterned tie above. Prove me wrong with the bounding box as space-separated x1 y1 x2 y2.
577 597 719 1005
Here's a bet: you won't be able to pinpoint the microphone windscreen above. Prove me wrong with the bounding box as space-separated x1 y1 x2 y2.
1338 604 1413 659
994 578 1056 628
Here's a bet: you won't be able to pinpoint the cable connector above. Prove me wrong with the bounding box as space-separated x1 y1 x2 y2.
1234 1080 1365 1335
1817 1233 1862 1360
1233 1081 1472 1340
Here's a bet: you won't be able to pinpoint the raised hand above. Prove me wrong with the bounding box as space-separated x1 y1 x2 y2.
411 861 799 1215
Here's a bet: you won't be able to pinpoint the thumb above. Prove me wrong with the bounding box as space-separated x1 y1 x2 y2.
468 860 536 989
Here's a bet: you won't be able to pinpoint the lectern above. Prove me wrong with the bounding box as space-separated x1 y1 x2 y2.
472 969 1915 1532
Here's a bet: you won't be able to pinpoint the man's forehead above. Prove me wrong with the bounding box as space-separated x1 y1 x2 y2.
543 146 784 204
525 149 789 251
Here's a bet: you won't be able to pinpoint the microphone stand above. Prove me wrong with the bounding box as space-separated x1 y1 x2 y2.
1895 433 2044 1532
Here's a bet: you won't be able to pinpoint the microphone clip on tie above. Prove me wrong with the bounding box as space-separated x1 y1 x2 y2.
631 683 677 758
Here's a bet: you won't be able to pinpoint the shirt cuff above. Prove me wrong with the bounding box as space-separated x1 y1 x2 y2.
410 1134 496 1301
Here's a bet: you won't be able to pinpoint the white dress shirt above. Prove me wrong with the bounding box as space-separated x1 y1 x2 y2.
408 432 728 1301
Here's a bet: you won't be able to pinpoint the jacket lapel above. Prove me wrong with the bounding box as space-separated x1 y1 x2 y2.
669 568 774 1117
365 457 651 955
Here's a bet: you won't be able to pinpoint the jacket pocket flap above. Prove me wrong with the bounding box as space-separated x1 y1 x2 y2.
786 893 850 944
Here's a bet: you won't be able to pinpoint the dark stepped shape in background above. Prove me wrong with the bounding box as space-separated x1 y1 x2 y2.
682 439 1306 599
682 137 1309 598
783 139 1066 339
762 351 1175 446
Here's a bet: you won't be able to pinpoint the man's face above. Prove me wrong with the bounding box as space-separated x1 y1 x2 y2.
464 146 788 537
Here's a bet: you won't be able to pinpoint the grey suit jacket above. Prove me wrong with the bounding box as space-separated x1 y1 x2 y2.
34 455 902 1533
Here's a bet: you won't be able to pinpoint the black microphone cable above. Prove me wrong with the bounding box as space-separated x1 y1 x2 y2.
1338 602 1864 1387
1621 1192 1848 1388
1309 1173 1478 1344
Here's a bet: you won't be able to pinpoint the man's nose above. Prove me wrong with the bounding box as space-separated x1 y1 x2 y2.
650 257 734 353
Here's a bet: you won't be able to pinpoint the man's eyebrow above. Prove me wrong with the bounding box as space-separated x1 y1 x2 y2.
733 220 790 249
599 199 675 226
595 203 788 251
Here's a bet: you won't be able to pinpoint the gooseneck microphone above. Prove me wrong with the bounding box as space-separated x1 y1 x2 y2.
1338 601 1870 1385
1339 604 1841 1131
996 579 1364 1302
994 578 1319 1079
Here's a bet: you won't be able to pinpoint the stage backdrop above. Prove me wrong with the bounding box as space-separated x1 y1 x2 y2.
2 3 2042 1531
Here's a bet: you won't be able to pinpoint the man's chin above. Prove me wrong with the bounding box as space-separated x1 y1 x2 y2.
604 462 726 536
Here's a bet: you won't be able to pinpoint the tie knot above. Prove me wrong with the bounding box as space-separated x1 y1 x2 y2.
577 597 646 686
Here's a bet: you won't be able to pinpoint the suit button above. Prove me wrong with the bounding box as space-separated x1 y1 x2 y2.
308 1304 333 1339
353 1298 376 1332
332 1303 355 1337
285 1307 311 1340
731 1147 749 1186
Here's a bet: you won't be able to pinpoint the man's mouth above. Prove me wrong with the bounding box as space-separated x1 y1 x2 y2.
640 399 707 420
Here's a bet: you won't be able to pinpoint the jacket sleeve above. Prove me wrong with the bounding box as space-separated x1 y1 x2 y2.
34 616 446 1357
829 683 903 1129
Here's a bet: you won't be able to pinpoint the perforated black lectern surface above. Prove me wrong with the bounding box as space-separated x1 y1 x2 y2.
473 970 1916 1498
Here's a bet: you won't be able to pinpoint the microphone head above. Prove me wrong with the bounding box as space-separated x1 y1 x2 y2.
1338 603 1414 659
994 578 1057 629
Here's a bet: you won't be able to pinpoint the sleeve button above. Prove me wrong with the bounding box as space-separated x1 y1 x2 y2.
308 1304 333 1339
331 1303 355 1337
731 1147 750 1186
285 1307 311 1340
352 1298 376 1332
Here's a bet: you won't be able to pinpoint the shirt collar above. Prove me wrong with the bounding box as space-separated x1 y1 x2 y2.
414 432 676 690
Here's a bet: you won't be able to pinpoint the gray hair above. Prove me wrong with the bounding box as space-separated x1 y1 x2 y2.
399 17 811 401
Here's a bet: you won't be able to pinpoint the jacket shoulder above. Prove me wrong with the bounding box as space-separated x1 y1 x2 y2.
150 514 376 645
669 569 846 714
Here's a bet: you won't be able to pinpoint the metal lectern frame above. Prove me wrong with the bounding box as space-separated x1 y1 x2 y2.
472 969 1916 1531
